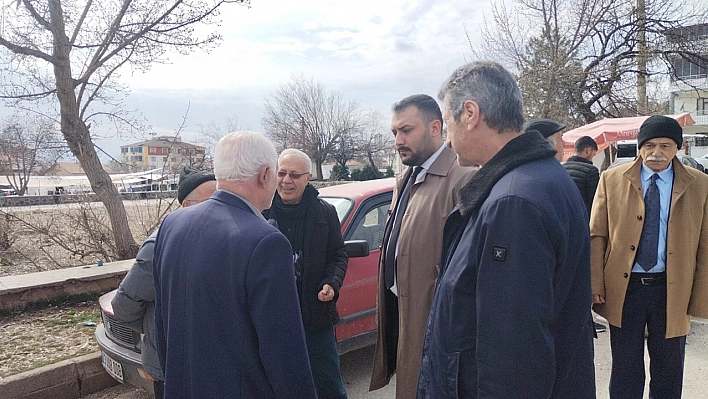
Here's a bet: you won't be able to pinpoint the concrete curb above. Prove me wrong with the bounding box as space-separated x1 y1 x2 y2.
0 260 133 312
0 352 119 399
0 261 134 397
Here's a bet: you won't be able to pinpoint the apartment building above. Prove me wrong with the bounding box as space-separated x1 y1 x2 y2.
120 136 205 172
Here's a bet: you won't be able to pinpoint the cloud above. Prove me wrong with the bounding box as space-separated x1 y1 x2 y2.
102 0 492 159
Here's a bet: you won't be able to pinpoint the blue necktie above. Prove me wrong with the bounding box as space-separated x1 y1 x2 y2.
636 173 660 271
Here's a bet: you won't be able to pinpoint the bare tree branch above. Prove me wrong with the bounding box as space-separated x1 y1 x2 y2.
0 35 52 62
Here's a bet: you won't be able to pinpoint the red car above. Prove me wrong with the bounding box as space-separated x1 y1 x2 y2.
96 178 395 391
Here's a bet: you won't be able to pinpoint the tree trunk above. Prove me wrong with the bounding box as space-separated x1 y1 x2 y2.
367 153 377 169
49 0 138 259
636 0 648 115
315 161 324 181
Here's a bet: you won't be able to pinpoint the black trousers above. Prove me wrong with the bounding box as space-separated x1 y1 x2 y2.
153 380 164 399
609 273 686 399
384 289 399 372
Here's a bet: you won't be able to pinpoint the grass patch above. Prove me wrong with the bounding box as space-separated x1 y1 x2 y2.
0 300 100 378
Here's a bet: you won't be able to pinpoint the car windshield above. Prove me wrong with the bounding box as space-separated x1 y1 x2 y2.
322 197 353 223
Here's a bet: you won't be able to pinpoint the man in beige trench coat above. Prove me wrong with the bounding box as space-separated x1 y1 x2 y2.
591 115 708 398
369 94 476 399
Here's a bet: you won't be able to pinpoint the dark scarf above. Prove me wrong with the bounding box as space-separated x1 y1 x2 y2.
458 131 557 217
267 184 320 254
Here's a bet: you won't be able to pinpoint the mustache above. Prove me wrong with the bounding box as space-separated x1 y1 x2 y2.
646 155 668 162
397 146 412 153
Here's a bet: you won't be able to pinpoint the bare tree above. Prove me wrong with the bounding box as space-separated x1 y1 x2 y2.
359 110 394 171
327 110 393 179
0 116 66 195
263 75 362 179
0 0 248 259
472 0 707 127
197 116 240 166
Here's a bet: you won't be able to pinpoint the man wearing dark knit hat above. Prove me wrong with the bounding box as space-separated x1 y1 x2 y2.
591 114 708 398
111 167 216 398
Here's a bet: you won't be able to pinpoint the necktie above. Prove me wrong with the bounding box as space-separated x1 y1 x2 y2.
384 166 423 289
636 173 660 271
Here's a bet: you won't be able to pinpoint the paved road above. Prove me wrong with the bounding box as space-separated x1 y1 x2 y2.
86 320 708 399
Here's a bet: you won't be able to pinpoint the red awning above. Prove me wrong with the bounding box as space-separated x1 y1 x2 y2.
562 113 695 154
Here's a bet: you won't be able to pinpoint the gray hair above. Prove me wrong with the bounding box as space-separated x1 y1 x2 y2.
545 134 557 146
438 61 524 132
214 131 277 182
279 148 312 173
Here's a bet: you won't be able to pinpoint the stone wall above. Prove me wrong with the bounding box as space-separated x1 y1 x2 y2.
0 181 348 208
0 191 177 208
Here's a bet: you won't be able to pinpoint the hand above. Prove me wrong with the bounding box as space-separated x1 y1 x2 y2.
318 284 335 302
592 294 605 304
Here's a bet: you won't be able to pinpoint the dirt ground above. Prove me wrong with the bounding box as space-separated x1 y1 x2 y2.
0 299 100 378
0 199 176 378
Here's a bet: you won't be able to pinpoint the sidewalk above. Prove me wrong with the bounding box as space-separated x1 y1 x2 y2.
0 261 132 398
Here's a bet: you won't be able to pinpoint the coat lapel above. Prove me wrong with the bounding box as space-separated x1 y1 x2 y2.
669 158 695 206
623 158 644 195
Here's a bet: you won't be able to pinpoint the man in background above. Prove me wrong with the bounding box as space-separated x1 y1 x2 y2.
591 115 708 398
527 122 606 335
111 167 216 398
563 135 599 218
526 118 566 162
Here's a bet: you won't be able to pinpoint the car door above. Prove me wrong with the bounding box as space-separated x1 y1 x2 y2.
334 191 392 354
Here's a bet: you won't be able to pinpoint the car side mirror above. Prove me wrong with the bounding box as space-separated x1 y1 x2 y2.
344 240 370 258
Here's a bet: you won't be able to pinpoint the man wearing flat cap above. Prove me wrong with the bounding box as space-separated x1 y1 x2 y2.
525 118 566 161
590 115 708 398
111 166 216 398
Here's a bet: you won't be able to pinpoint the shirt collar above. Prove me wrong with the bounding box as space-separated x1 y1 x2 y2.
640 159 673 183
217 189 266 220
420 143 446 171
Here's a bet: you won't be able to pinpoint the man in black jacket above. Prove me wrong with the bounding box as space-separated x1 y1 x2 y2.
263 148 349 399
563 136 599 218
562 136 606 334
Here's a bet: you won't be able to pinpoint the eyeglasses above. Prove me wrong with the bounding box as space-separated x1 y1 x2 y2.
277 171 309 180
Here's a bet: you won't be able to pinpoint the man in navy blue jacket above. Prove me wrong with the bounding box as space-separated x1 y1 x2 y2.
417 61 596 398
153 131 316 399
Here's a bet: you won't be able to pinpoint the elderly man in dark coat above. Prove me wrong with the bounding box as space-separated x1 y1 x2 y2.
153 132 316 399
263 148 348 399
111 167 216 398
417 61 595 398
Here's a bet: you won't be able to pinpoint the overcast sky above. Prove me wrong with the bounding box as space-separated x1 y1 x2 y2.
93 0 490 159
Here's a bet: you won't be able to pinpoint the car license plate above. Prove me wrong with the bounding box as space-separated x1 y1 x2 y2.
101 351 124 383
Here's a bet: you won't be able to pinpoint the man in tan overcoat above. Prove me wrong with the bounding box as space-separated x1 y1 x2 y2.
369 94 475 398
591 115 708 398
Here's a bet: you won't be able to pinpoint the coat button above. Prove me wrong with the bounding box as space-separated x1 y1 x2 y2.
624 273 629 278
630 245 636 251
637 215 643 220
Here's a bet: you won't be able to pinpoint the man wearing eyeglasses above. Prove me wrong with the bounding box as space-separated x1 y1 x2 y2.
263 148 349 399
